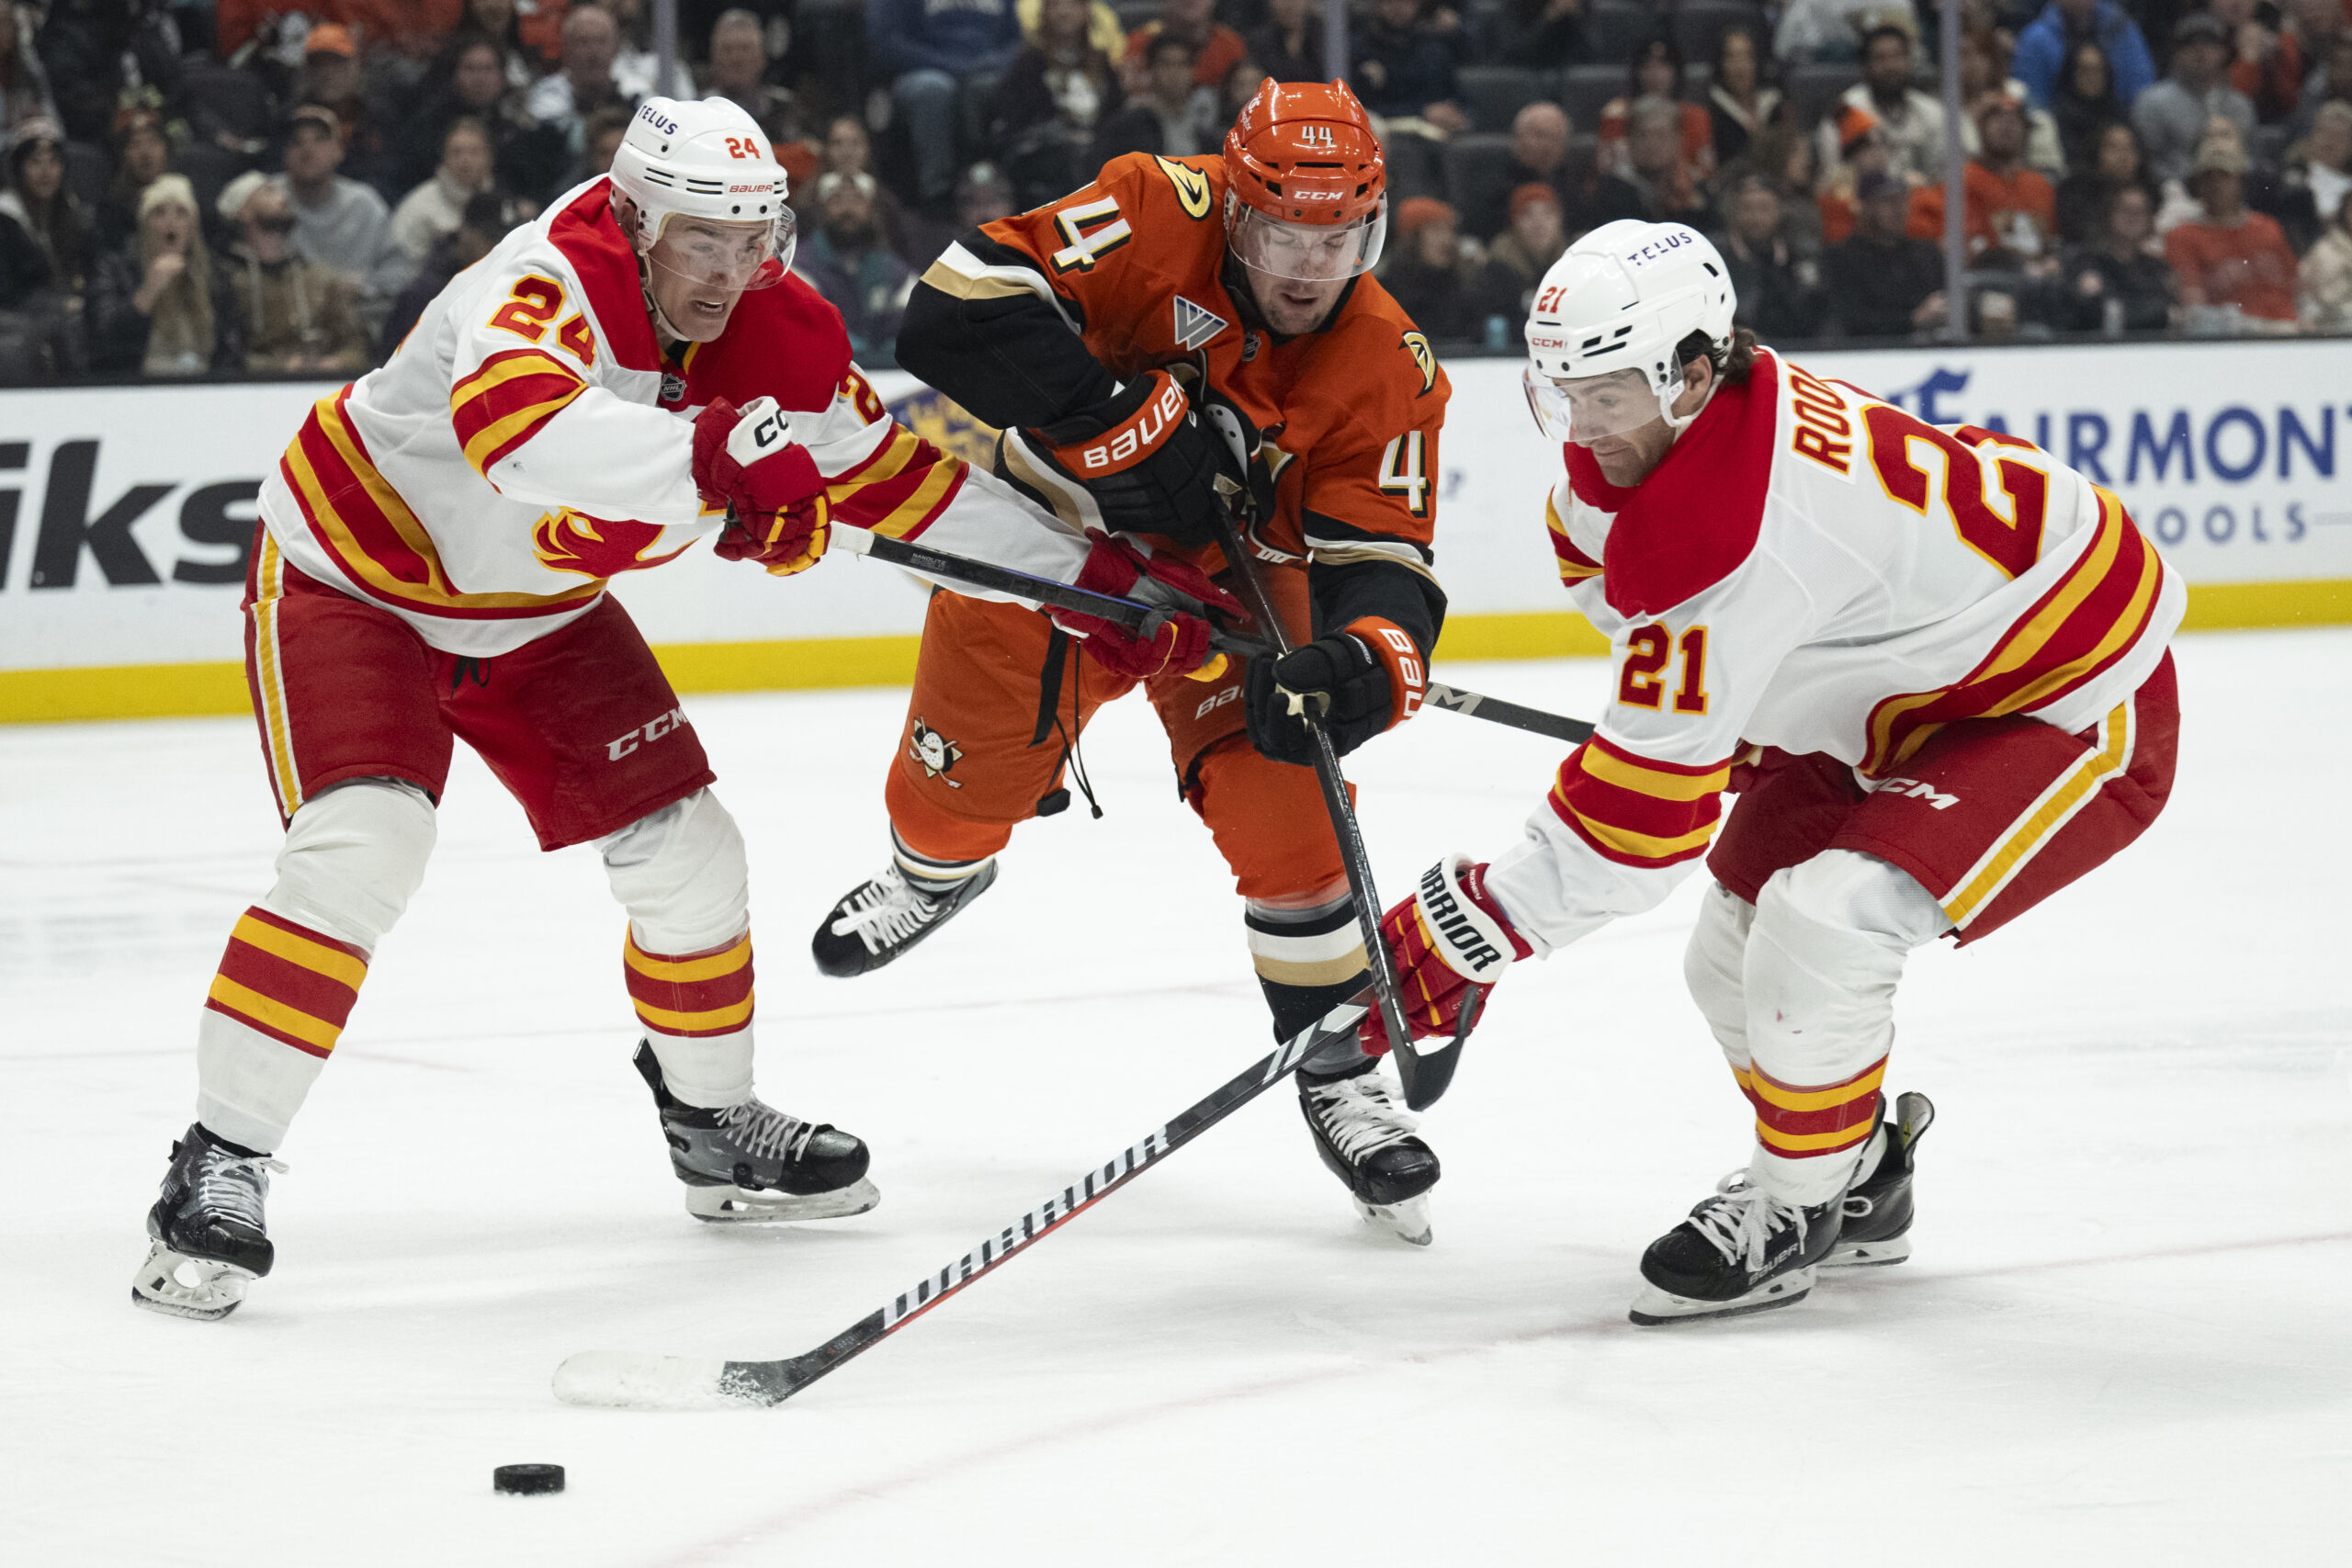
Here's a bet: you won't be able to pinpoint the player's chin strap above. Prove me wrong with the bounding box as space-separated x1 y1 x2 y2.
1658 350 1728 440
639 252 692 345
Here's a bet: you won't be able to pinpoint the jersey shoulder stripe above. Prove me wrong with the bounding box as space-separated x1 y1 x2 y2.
451 348 589 478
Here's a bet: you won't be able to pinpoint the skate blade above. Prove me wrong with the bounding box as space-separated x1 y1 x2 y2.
1354 1194 1432 1247
1822 1233 1913 1269
130 1241 254 1321
686 1176 881 1224
1628 1265 1816 1325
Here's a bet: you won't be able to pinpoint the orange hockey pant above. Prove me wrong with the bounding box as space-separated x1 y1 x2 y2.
882 567 1349 903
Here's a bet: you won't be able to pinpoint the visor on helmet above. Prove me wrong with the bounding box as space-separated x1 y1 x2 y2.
644 209 795 294
1227 202 1385 282
1523 364 1683 446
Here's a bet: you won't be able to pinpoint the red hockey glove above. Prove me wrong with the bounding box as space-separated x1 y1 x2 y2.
1358 856 1532 1054
695 396 831 577
1050 535 1244 680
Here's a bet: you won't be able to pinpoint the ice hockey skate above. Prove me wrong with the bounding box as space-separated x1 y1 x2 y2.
1297 1060 1440 1246
1628 1173 1846 1325
634 1043 878 1222
131 1123 288 1321
1823 1091 1936 1269
811 859 999 977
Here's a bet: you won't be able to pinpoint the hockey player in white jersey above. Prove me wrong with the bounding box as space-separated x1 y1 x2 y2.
132 96 1225 1319
1360 220 2184 1324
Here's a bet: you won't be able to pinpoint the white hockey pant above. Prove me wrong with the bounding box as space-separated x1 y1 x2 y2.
599 787 755 1109
1682 849 1949 1205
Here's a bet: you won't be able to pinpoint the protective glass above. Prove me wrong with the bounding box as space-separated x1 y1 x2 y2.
1228 204 1384 282
645 209 794 293
1523 365 1679 445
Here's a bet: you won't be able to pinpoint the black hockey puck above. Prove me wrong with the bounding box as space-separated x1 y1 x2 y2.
493 1463 565 1495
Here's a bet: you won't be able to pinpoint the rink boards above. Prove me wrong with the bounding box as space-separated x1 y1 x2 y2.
0 338 2346 722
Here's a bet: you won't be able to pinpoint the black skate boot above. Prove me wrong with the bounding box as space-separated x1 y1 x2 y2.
811 859 998 977
1297 1060 1441 1246
634 1043 879 1223
1824 1090 1935 1269
131 1123 288 1321
1628 1174 1846 1325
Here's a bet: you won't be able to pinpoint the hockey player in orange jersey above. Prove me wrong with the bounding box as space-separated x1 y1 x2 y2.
130 97 1218 1320
1361 220 2184 1322
810 81 1456 1244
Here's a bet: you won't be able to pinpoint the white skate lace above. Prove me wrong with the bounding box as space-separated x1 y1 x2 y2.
1688 1174 1809 1273
1305 1073 1419 1163
192 1149 288 1230
829 865 940 953
717 1099 818 1164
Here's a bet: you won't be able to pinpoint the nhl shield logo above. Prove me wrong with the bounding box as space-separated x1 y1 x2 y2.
1172 295 1227 351
908 718 964 788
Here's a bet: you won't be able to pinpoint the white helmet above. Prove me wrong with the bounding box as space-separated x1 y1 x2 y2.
609 96 795 286
1523 220 1736 443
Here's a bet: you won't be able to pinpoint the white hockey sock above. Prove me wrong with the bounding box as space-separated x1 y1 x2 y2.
1682 880 1758 1075
193 780 435 1152
604 790 757 1109
1742 851 1948 1207
643 1027 754 1110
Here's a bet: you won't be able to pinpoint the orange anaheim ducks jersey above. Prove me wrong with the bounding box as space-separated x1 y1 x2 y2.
912 152 1449 605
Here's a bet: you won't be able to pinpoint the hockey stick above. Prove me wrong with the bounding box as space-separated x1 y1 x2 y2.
1423 682 1594 746
835 526 1595 749
1186 500 1450 1110
550 997 1373 1410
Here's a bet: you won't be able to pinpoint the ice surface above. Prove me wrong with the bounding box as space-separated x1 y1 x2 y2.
4 634 2347 1566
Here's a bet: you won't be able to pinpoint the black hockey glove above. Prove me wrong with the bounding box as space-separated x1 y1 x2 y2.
1244 616 1425 764
1035 368 1235 548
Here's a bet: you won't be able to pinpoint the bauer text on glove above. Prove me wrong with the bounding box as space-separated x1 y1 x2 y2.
1243 616 1425 763
1037 368 1236 547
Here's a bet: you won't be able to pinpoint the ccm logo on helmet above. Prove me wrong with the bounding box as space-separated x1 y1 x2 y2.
1080 378 1188 470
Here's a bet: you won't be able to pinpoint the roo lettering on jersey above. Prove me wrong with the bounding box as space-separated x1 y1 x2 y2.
1786 365 1856 479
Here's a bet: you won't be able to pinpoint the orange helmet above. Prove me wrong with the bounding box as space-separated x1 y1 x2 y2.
1222 79 1387 281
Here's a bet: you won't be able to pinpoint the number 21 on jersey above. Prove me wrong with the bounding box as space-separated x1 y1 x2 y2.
1619 624 1708 715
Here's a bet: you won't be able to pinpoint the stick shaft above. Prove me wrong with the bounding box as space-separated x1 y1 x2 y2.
1200 517 1421 1098
842 527 1593 750
716 1000 1370 1404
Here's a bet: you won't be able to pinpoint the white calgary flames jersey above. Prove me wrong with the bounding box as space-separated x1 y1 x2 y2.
256 177 1088 657
1485 349 2184 951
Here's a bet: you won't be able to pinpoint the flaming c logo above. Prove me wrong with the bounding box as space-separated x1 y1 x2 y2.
531 509 692 580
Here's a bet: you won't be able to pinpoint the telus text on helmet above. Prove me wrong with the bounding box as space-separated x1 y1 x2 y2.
636 104 681 136
1623 229 1698 266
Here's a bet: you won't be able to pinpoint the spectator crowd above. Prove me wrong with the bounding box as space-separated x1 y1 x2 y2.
0 0 2346 382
